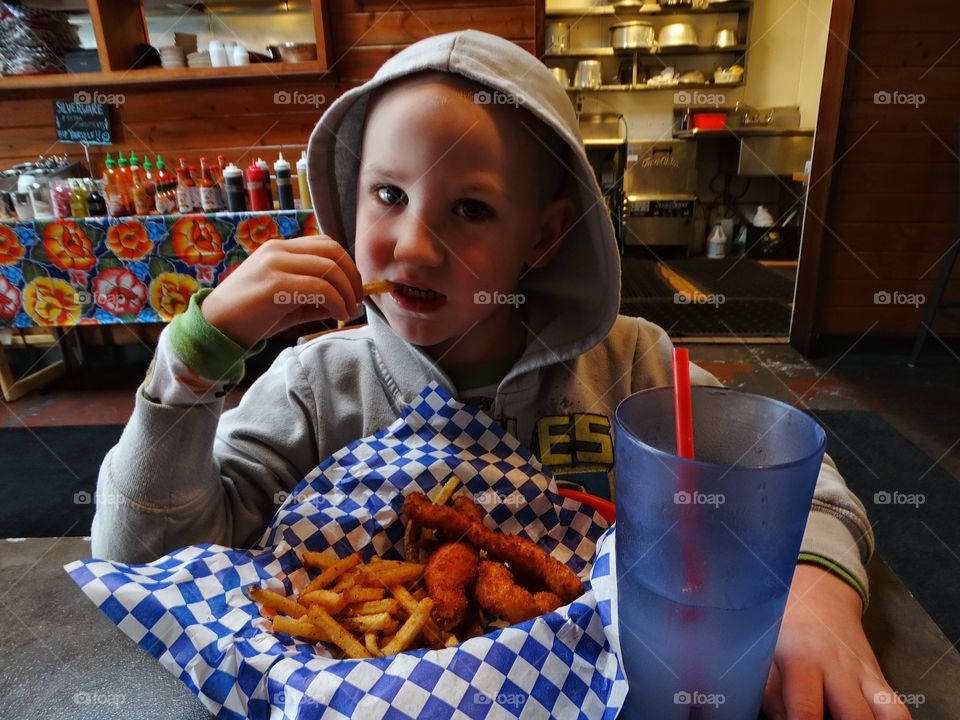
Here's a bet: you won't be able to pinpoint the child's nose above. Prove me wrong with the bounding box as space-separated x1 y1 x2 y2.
393 217 444 267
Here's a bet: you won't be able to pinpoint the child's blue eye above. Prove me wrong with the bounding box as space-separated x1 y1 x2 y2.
375 185 407 206
455 199 493 222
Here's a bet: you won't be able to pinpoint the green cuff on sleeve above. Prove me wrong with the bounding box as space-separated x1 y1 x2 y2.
798 551 869 611
168 288 266 382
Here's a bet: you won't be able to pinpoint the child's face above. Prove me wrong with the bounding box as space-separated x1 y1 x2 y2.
354 74 567 366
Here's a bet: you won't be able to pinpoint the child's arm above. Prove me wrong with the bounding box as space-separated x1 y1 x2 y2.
91 236 363 563
762 563 911 720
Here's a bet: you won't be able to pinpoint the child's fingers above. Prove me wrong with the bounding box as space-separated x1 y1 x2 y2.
268 236 363 309
824 670 876 720
272 253 359 312
761 660 787 720
779 659 824 719
862 678 913 720
281 275 353 322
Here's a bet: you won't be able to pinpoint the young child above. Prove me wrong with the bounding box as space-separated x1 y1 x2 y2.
93 30 907 720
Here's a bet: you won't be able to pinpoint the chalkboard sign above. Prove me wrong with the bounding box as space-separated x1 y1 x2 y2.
53 100 112 145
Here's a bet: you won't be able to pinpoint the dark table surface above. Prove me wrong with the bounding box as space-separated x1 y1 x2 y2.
1 537 958 719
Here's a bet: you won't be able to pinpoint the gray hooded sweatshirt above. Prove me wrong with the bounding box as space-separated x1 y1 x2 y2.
91 30 874 603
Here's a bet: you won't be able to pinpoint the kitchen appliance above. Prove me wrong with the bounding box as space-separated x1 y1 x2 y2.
623 194 697 249
574 60 602 89
545 21 570 53
609 21 656 51
690 111 727 130
622 140 698 250
0 156 84 195
658 23 698 48
713 28 738 48
580 113 628 248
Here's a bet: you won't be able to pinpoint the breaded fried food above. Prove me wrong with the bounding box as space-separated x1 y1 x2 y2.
474 561 563 624
403 492 584 603
425 542 479 629
533 591 564 615
452 494 484 524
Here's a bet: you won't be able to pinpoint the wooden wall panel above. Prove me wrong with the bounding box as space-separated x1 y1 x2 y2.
808 0 960 341
328 2 535 80
0 1 536 177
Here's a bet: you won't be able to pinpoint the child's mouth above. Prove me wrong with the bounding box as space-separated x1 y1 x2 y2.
390 284 447 313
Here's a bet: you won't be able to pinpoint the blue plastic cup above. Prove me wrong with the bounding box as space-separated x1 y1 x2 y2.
614 386 827 720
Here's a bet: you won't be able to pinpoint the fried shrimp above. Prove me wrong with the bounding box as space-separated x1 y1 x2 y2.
403 493 584 603
425 542 479 629
474 561 564 624
451 494 484 524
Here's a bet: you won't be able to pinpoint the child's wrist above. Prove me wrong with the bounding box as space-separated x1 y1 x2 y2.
169 289 265 382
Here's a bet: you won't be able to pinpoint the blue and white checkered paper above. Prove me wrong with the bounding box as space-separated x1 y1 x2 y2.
65 383 628 719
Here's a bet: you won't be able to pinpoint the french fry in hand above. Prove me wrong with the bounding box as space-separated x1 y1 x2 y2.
362 280 398 297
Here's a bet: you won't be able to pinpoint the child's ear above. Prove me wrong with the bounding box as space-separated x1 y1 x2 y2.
526 196 575 269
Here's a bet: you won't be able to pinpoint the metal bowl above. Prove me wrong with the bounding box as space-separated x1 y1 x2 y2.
609 21 656 50
658 22 698 48
713 28 738 48
574 59 603 90
271 42 317 63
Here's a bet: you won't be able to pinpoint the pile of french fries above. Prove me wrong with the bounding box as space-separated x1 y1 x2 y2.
247 553 457 659
246 477 473 659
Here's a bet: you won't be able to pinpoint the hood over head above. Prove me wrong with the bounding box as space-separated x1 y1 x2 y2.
306 29 621 368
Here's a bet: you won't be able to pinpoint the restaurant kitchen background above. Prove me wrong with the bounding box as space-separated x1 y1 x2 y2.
2 0 835 345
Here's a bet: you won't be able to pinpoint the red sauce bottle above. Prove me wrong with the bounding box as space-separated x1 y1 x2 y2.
245 162 270 212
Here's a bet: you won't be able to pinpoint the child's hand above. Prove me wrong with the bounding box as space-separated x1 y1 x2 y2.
201 236 363 348
763 564 911 720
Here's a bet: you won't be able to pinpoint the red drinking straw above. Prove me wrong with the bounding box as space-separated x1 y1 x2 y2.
673 347 695 459
673 347 703 612
674 349 705 716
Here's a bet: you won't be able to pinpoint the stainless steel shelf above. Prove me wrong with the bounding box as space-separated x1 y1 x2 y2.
545 2 752 18
544 45 746 58
565 81 743 92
